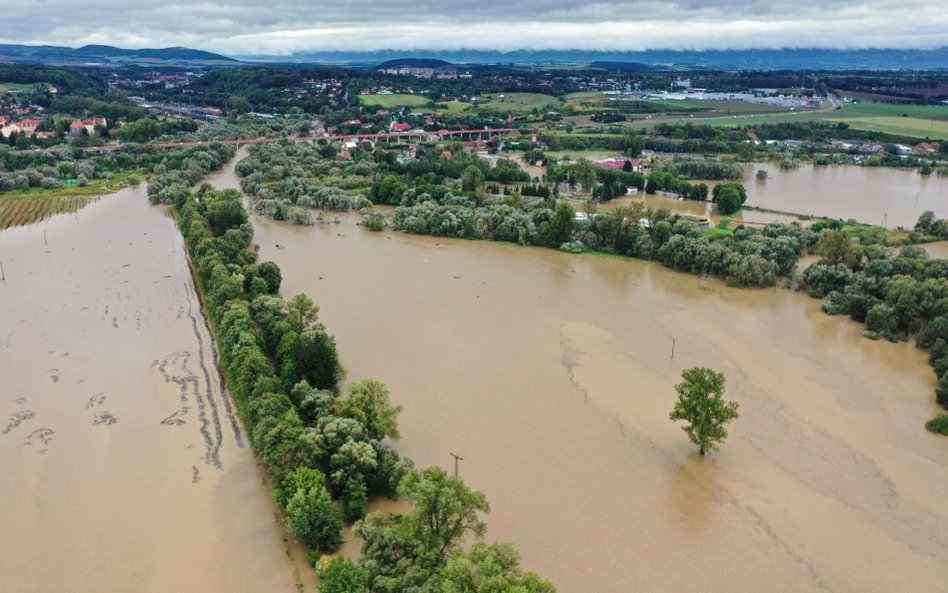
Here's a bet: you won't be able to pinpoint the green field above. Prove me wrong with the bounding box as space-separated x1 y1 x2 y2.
826 115 948 139
358 93 430 108
0 81 46 93
478 93 560 113
431 101 472 115
629 100 948 139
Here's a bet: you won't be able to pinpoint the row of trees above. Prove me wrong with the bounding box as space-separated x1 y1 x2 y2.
392 188 813 287
0 142 233 196
171 182 556 590
654 157 745 181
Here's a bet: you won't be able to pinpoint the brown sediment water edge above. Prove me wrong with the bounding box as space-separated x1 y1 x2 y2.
0 183 313 592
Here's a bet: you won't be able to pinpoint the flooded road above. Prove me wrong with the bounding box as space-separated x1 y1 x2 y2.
243 207 948 592
0 186 308 592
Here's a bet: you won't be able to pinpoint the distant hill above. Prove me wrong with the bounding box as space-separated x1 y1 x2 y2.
240 47 948 70
374 58 454 70
0 44 238 66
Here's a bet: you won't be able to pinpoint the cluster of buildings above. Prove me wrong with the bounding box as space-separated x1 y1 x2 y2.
0 113 107 140
109 71 196 90
281 78 347 103
0 116 53 139
378 65 471 79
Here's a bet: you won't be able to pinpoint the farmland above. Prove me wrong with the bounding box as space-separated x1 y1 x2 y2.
638 100 948 139
477 92 561 112
358 93 430 108
0 194 98 229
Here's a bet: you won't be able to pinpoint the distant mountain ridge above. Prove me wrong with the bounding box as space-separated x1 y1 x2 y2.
0 43 237 66
242 47 948 70
374 58 454 70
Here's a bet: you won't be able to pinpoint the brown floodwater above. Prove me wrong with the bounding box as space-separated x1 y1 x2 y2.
605 191 801 228
599 162 946 229
739 163 945 229
238 199 948 593
199 150 948 593
524 156 946 229
0 185 311 592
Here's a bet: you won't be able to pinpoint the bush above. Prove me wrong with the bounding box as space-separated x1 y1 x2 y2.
925 413 948 435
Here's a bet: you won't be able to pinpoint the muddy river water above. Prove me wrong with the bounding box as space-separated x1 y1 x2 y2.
742 162 948 229
2 151 945 592
0 185 310 592
203 149 948 592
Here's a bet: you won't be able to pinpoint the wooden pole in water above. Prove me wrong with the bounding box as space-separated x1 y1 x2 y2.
43 230 49 253
450 452 463 478
1 260 5 281
670 337 677 359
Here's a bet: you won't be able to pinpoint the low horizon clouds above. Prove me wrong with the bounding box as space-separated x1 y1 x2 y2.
2 0 945 55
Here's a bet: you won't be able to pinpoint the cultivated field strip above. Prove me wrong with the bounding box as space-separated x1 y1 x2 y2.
0 195 99 229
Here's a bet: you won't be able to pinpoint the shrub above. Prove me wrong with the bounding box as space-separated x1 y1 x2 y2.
925 414 948 435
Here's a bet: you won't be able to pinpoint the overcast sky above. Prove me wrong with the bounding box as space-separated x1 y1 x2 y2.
2 0 946 55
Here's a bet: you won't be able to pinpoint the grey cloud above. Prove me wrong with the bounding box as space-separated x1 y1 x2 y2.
1 0 945 54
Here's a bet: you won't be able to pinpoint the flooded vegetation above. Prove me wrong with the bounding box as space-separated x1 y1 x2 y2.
0 186 308 592
248 208 948 592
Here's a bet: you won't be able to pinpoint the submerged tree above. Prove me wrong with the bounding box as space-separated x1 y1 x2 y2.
669 367 740 456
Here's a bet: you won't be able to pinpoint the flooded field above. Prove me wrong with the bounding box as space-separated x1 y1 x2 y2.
509 155 945 229
606 190 801 228
0 186 308 592
244 206 948 593
742 163 947 228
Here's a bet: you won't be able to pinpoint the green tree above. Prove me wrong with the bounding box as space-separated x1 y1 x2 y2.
440 542 557 593
712 183 747 215
343 477 369 523
335 379 402 441
818 230 856 268
461 166 486 193
571 158 597 193
257 261 282 294
274 466 328 508
399 466 489 560
285 484 343 553
354 512 434 593
287 293 321 333
669 367 740 456
318 556 369 593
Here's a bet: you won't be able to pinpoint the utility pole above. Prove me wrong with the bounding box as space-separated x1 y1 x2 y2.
450 452 463 478
670 337 677 359
1 260 5 281
43 230 49 253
